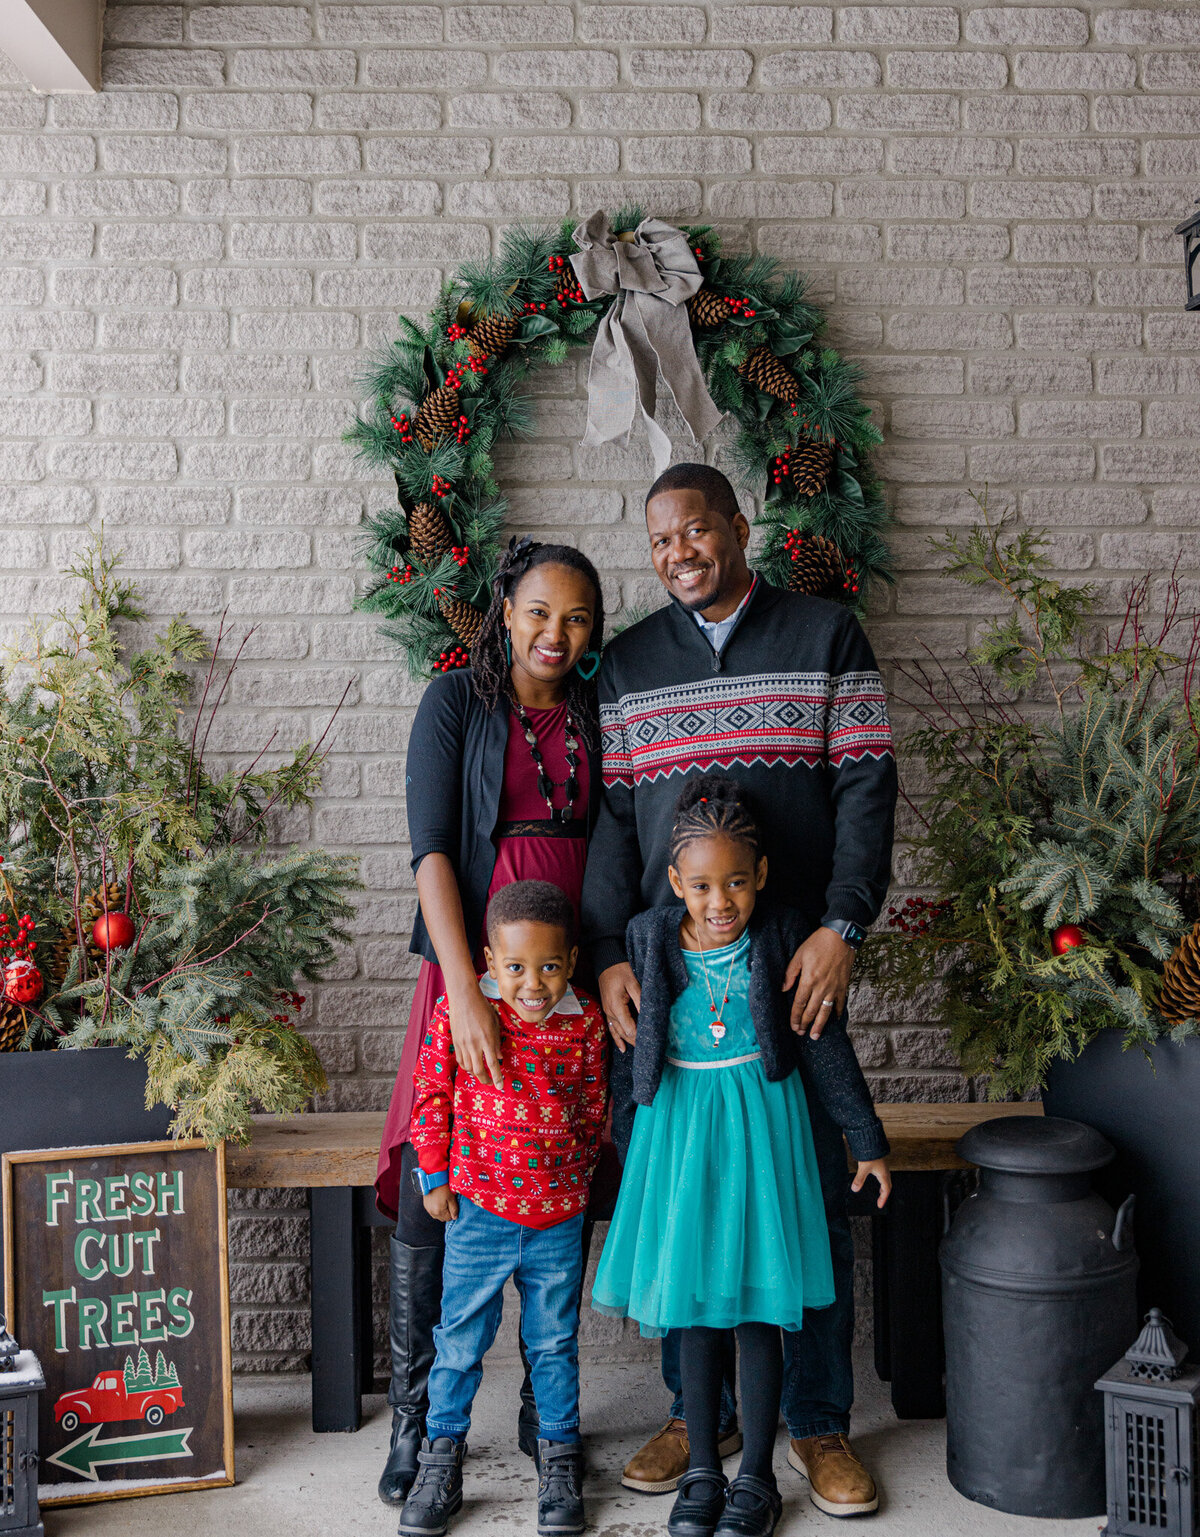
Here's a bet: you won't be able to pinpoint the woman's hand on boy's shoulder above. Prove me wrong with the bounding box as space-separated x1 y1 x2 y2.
851 1157 891 1210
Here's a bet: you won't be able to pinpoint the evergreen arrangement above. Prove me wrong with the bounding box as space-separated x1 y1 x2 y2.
348 207 892 676
0 539 360 1144
858 496 1200 1096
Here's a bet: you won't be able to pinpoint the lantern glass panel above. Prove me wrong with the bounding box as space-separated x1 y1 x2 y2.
1113 1395 1180 1533
1 1406 12 1519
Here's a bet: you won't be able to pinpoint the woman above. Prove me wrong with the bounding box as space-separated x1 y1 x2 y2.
375 537 606 1505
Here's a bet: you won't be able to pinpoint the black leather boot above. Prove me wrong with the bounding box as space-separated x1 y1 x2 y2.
378 1237 443 1506
517 1331 539 1464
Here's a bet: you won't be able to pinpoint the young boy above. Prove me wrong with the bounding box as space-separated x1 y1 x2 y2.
399 879 609 1537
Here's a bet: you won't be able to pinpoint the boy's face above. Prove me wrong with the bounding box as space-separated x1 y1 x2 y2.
484 920 577 1025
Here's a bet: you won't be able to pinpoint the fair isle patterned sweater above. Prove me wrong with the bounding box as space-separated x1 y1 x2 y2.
411 984 609 1229
582 578 897 976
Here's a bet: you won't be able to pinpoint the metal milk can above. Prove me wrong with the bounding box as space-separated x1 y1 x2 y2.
940 1114 1138 1518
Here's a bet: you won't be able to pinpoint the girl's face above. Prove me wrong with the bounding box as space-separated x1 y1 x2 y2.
502 563 596 692
668 833 767 948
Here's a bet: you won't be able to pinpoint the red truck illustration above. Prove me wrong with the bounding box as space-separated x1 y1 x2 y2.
55 1370 184 1433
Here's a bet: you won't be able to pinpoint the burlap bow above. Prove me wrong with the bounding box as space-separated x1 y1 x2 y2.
570 211 724 475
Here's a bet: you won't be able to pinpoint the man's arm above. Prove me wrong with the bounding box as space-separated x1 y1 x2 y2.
581 660 645 1047
788 613 897 1034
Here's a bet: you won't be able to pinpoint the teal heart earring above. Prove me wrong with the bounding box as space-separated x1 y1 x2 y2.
575 650 601 681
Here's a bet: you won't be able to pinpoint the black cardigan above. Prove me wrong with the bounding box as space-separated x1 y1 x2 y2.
626 901 889 1162
405 668 602 964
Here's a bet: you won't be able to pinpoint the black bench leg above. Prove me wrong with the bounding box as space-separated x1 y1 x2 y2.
871 1209 891 1383
884 1171 946 1419
309 1186 364 1432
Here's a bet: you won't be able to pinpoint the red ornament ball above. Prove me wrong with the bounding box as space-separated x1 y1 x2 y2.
1051 923 1087 955
93 911 136 951
4 957 43 1005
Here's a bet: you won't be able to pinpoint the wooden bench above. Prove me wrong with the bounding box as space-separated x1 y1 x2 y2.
227 1101 1043 1432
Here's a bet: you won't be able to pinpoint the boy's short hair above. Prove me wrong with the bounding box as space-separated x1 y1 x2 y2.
486 880 575 946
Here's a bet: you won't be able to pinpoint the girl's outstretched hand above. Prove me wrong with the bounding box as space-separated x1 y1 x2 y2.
852 1157 892 1209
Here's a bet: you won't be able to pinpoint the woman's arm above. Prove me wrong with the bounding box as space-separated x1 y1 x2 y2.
415 853 504 1089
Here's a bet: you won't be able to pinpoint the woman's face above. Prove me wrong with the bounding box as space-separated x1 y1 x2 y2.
503 562 596 691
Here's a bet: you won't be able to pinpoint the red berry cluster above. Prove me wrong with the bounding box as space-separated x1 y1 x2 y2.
843 563 860 596
450 545 469 568
886 896 951 935
386 563 413 584
271 988 305 1025
444 365 465 390
390 412 414 443
523 299 549 313
430 474 451 499
693 245 705 259
0 910 36 961
548 254 568 273
773 449 794 487
434 645 471 673
453 414 470 445
548 255 585 304
464 355 488 375
725 296 757 317
446 322 468 342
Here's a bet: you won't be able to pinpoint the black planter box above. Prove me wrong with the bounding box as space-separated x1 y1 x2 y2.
0 1045 173 1297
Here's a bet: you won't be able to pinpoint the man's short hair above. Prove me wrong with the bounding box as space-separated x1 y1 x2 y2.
486 880 575 946
645 462 741 525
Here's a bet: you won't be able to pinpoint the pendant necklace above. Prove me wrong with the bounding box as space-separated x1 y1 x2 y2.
692 924 741 1046
512 698 579 824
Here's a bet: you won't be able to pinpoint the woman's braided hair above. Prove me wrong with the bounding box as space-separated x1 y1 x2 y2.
469 536 605 748
669 773 763 868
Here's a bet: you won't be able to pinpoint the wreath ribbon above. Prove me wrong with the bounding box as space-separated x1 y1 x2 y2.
570 211 724 475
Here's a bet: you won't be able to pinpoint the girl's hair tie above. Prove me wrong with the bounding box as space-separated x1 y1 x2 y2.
493 535 537 599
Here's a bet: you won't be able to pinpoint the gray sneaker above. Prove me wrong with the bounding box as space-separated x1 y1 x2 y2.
536 1439 585 1537
398 1437 465 1537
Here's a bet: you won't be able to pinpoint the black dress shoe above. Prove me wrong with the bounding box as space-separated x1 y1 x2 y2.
713 1474 783 1537
668 1468 729 1537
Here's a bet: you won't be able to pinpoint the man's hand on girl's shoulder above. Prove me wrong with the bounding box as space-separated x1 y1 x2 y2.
783 926 855 1038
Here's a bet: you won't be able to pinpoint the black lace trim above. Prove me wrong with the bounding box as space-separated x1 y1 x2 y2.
495 818 586 840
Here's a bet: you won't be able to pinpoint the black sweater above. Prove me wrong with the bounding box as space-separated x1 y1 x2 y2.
582 578 897 974
404 669 602 964
627 902 889 1162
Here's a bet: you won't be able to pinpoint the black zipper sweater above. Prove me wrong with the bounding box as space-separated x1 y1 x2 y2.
582 578 897 974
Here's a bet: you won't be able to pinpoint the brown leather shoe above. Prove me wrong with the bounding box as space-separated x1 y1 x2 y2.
622 1419 744 1494
788 1434 878 1516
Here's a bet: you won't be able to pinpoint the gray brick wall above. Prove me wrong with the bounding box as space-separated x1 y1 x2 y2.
1 0 1196 1371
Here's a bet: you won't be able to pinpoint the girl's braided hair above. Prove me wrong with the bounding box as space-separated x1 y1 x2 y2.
669 773 763 867
469 536 605 749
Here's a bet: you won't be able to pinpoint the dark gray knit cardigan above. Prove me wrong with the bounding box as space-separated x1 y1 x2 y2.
626 901 890 1162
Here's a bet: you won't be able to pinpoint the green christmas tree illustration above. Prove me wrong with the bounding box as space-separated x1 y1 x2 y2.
123 1355 136 1390
134 1347 153 1390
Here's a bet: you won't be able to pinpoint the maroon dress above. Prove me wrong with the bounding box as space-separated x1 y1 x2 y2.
374 699 590 1221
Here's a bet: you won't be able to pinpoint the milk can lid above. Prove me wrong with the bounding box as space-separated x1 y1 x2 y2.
958 1114 1114 1174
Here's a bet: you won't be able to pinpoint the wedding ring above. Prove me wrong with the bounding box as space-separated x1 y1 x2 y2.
820 998 835 1008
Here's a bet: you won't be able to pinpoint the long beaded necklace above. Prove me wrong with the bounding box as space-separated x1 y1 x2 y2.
512 698 580 824
690 922 742 1046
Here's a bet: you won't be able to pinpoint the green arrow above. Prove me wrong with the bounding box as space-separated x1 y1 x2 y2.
47 1424 193 1481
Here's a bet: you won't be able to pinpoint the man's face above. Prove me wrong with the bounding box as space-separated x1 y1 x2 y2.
645 488 751 618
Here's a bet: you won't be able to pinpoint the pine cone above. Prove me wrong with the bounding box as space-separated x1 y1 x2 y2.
1159 921 1200 1024
407 502 453 565
414 385 460 450
466 313 517 360
776 438 835 499
785 534 855 601
555 269 584 305
0 1000 27 1053
738 344 800 403
687 288 728 328
438 596 485 648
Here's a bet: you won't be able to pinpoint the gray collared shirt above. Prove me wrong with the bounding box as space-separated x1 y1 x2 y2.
691 574 757 655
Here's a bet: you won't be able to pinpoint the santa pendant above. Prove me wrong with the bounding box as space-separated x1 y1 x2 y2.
710 1021 726 1044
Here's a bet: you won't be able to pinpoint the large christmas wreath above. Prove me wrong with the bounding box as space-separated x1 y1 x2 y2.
348 206 892 677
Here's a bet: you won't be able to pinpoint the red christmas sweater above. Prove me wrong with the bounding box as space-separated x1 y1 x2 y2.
411 983 609 1229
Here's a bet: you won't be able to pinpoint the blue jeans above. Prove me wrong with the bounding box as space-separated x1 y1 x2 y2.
610 1048 854 1440
426 1196 584 1444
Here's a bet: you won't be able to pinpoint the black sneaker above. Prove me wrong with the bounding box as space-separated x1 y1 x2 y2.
713 1474 782 1537
536 1439 585 1537
668 1468 729 1537
398 1437 466 1537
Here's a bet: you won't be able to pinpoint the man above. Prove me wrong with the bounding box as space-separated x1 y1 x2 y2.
582 462 896 1518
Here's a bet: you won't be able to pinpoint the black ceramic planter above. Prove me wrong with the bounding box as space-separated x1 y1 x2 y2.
1044 1031 1200 1346
0 1045 173 1277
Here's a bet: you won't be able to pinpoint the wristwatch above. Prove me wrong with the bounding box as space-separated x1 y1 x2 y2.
415 1168 449 1196
824 919 868 950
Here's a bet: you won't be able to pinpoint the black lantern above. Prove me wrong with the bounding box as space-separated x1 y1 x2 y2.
1174 200 1200 310
0 1314 44 1537
1096 1309 1200 1536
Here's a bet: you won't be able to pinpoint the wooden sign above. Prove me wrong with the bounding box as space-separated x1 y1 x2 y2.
2 1139 234 1506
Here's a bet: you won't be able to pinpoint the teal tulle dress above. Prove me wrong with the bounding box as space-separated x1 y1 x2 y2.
592 930 835 1337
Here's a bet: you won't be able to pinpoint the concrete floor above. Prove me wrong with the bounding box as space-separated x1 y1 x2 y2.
44 1351 1103 1537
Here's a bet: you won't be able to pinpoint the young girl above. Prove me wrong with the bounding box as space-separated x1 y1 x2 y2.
592 775 891 1537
